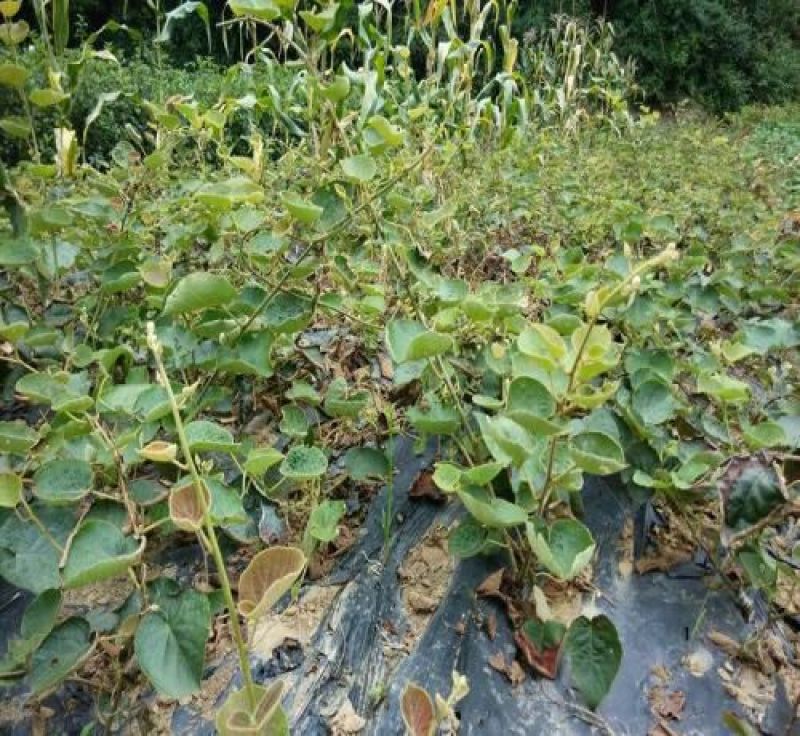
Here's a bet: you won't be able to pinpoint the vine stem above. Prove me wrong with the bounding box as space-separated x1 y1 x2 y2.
19 494 63 553
185 144 435 421
537 435 561 515
539 244 680 514
232 144 434 343
147 324 258 714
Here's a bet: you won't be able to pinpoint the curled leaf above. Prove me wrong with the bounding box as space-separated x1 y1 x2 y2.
139 440 178 463
401 683 436 736
216 681 287 736
169 479 209 532
238 546 306 619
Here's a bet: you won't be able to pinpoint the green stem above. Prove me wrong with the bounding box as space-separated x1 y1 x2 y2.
11 43 39 160
20 495 63 553
187 145 435 419
538 435 561 515
431 355 479 448
233 145 433 343
148 327 258 713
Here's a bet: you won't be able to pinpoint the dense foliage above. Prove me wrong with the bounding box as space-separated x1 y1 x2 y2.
518 0 800 113
0 1 798 733
7 0 800 119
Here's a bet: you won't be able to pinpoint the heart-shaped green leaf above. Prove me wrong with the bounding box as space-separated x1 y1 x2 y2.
448 517 489 558
0 589 62 676
262 292 312 334
163 273 236 315
725 462 783 529
407 404 460 435
228 0 281 21
134 587 210 699
340 153 377 182
0 420 37 454
526 519 595 580
0 62 27 87
244 447 284 477
570 432 626 475
344 447 389 481
33 459 93 504
386 320 453 363
184 420 238 453
196 177 264 210
457 486 527 528
432 462 462 493
62 520 143 588
279 446 328 480
30 617 92 695
631 379 678 425
281 193 323 224
321 74 350 102
564 615 622 709
508 377 556 417
697 373 750 404
306 499 346 543
324 378 370 418
0 506 71 592
0 472 22 508
478 414 535 467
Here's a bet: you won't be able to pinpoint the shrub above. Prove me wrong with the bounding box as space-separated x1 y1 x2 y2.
609 0 800 114
513 0 800 114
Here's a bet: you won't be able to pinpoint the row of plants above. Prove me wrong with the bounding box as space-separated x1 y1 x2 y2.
12 0 800 114
0 0 640 165
0 0 797 732
514 0 800 114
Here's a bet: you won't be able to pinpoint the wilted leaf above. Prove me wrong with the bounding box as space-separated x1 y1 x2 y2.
139 441 178 463
516 618 566 678
238 546 306 619
216 681 286 736
401 683 436 736
169 479 209 531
